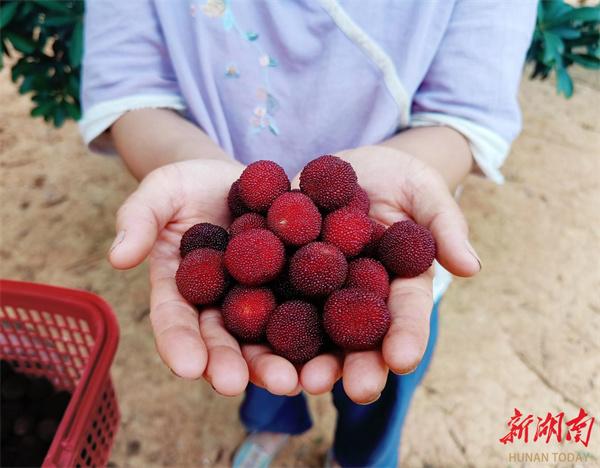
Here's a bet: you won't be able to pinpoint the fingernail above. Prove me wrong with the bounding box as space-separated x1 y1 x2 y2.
109 230 126 253
358 393 381 406
169 367 181 378
465 239 482 271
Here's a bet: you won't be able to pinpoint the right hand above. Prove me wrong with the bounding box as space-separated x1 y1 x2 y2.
109 159 301 396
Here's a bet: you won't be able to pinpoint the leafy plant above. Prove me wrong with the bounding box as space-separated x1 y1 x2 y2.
528 1 600 97
1 0 83 127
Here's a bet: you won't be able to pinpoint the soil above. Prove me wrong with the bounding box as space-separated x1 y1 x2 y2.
1 67 599 467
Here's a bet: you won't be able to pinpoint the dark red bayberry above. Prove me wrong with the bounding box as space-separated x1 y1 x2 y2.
266 300 323 364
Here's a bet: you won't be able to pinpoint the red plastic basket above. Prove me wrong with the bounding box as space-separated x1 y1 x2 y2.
0 279 120 467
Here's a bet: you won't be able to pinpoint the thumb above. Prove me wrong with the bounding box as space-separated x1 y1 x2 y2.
409 174 481 277
109 169 178 269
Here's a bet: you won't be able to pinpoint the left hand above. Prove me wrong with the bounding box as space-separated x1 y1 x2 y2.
292 145 481 403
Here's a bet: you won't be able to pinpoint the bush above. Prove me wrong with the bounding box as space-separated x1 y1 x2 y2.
0 0 599 127
1 0 83 127
527 0 600 97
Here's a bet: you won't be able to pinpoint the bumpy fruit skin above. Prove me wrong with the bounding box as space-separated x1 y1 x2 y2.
179 222 229 257
321 207 373 257
227 180 249 217
176 248 227 304
229 212 267 237
346 257 390 299
239 160 290 212
266 300 323 363
267 192 322 246
363 221 387 257
324 288 391 351
377 220 436 277
221 286 276 342
346 187 370 214
289 242 348 296
224 228 285 285
299 155 358 210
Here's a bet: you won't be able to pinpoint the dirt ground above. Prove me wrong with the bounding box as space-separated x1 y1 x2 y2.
1 66 599 468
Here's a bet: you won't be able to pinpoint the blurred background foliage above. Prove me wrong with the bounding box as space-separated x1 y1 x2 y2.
0 0 599 127
529 0 600 97
1 0 83 127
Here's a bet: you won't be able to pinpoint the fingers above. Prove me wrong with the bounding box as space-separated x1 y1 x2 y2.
382 272 433 375
241 344 299 396
150 274 208 380
408 171 480 277
110 168 179 269
342 350 388 404
199 310 249 396
300 353 343 394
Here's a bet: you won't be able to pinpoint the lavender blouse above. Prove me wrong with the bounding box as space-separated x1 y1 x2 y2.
79 0 537 298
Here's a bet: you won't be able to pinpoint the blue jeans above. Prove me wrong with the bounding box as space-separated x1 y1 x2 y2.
240 301 440 467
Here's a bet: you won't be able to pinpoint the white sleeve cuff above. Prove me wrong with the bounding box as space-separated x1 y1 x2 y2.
78 94 186 154
410 112 509 184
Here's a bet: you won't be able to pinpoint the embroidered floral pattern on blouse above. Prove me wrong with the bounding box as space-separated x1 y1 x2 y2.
197 0 280 136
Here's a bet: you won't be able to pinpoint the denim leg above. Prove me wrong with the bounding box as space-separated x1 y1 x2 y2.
332 301 441 467
240 383 313 435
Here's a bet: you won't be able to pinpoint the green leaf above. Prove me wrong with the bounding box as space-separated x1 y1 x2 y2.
68 20 83 68
32 0 72 14
53 104 66 127
17 1 34 18
31 101 54 117
0 1 19 29
65 101 81 120
18 75 34 93
4 31 36 54
550 26 581 40
542 31 564 63
565 52 600 69
561 7 600 24
564 32 600 47
541 0 572 25
545 6 600 28
556 66 573 98
43 15 77 27
67 73 80 96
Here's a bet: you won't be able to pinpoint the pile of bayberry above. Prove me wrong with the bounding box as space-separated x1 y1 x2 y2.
175 155 436 363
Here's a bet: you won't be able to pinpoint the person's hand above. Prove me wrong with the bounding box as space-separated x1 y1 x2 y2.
291 146 482 403
109 159 303 397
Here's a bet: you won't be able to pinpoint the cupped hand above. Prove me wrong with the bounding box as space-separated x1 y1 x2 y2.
109 159 300 397
294 146 481 403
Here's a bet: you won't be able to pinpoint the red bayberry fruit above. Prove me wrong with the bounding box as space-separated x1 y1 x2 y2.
362 221 387 257
176 248 227 304
377 220 436 277
299 155 358 210
239 160 290 212
221 286 276 342
345 257 390 299
289 242 348 296
346 187 370 214
229 212 267 237
266 300 323 364
323 288 391 351
224 228 285 285
227 180 249 217
267 192 322 246
179 222 229 257
321 207 373 257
